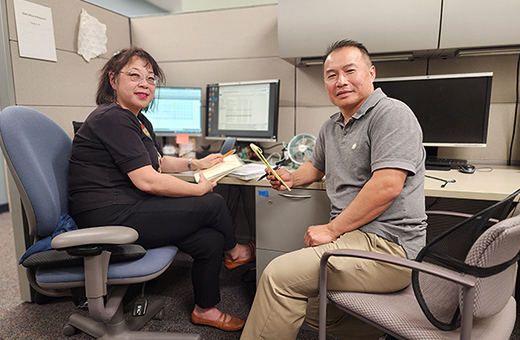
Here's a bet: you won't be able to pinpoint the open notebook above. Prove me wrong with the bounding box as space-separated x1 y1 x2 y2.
193 154 244 182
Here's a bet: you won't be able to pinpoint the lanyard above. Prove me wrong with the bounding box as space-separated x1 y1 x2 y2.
138 118 162 173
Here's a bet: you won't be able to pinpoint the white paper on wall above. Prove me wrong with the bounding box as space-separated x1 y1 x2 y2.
13 0 57 62
77 9 107 62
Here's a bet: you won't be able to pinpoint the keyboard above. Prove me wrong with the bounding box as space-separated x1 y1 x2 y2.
425 157 467 171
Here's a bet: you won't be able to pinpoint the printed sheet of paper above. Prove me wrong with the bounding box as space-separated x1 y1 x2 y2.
13 0 57 62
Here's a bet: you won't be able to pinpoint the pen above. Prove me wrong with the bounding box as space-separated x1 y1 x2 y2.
257 165 279 181
221 149 236 158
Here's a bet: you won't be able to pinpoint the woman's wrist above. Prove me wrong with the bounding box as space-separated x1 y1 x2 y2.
189 158 200 171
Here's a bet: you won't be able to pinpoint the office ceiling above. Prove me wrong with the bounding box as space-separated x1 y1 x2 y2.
84 0 277 17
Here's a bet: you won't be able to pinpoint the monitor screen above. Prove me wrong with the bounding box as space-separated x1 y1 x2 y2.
373 72 492 149
205 79 280 142
145 87 202 136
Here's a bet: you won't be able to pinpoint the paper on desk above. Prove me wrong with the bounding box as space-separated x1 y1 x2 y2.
77 9 107 62
194 154 243 182
228 163 267 181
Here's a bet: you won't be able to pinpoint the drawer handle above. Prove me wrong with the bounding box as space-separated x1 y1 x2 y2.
278 193 312 199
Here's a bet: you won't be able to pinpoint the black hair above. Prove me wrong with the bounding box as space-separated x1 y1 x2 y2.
96 47 165 107
322 39 372 67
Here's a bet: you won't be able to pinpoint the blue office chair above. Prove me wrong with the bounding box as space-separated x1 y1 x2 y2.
0 105 200 340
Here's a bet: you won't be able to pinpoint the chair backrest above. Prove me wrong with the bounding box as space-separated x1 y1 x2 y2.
412 190 520 330
465 215 520 318
0 106 72 240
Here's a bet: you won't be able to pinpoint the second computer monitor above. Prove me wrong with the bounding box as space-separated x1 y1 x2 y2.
145 86 203 136
205 79 280 142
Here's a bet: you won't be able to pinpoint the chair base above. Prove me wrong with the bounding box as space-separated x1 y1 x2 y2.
65 297 200 340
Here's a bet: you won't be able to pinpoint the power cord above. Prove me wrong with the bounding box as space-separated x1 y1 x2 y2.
425 174 456 188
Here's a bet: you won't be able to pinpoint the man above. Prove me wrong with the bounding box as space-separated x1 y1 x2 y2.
240 39 427 340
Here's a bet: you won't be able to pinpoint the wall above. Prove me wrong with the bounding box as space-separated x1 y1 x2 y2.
4 0 131 137
132 5 520 165
2 0 131 302
131 5 296 150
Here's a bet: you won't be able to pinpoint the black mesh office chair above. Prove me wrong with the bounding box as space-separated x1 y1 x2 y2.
318 189 520 340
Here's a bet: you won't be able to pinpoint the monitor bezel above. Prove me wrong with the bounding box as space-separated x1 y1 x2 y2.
373 72 493 148
205 79 280 142
145 86 203 137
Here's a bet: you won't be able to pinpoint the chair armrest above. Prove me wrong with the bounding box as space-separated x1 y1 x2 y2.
427 210 499 223
318 249 477 340
320 249 476 287
51 226 139 250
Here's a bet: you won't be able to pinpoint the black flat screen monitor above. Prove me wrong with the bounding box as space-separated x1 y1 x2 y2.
145 87 202 136
373 72 492 157
205 79 280 142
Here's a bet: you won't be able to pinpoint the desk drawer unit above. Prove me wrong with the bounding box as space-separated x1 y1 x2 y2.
255 187 330 283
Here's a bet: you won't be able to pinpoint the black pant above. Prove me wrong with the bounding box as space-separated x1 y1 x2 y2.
73 193 237 308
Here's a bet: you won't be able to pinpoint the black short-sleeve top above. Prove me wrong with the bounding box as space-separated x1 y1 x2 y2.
68 103 163 215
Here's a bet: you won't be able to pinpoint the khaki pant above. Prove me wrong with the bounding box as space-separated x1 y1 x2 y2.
240 230 411 340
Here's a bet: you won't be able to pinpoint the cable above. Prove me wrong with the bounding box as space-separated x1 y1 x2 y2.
425 174 456 188
426 197 441 210
262 143 283 150
508 54 520 165
239 186 255 242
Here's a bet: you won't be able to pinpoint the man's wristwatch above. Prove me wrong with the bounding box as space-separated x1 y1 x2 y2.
187 158 193 171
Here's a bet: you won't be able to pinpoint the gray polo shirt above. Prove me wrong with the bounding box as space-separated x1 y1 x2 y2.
310 88 427 259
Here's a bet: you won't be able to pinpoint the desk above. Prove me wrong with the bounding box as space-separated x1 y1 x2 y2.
424 165 520 201
175 165 520 282
8 165 520 300
178 164 520 200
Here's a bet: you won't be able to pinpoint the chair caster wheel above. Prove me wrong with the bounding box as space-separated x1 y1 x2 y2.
63 323 77 336
153 308 165 320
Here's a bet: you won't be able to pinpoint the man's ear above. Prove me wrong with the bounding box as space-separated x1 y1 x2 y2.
369 65 376 81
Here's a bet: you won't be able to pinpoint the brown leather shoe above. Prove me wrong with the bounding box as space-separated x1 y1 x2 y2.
224 241 256 270
191 311 245 331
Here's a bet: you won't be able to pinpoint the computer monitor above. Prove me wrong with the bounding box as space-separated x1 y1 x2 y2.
205 79 280 142
145 86 202 136
373 72 493 158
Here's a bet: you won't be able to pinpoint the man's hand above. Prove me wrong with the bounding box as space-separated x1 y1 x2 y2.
304 223 339 247
267 168 294 191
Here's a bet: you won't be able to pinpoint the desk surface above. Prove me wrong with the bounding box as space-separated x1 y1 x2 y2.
424 165 520 201
172 164 520 201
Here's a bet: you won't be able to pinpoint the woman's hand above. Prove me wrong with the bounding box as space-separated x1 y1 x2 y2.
267 168 294 191
197 173 217 194
193 154 223 170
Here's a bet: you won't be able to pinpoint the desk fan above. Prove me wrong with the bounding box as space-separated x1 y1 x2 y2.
287 133 317 168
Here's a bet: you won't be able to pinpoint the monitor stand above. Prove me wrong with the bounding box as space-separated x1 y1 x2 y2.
425 146 439 160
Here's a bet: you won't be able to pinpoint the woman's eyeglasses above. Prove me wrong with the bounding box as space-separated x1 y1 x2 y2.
120 71 157 86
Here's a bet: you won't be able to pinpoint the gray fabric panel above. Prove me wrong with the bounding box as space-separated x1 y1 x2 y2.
327 287 516 339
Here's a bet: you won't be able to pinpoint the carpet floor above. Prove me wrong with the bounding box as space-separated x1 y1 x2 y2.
1 211 519 340
0 212 333 340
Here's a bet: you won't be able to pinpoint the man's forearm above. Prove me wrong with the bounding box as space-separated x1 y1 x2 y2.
327 168 407 237
291 161 325 187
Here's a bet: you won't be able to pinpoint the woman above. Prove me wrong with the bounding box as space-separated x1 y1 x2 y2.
68 47 255 331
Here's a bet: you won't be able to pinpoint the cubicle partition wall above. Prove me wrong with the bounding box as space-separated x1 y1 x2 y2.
2 0 131 301
3 0 520 301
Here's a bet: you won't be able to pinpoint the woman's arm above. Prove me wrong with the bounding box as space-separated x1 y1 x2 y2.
160 154 223 173
128 165 216 197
